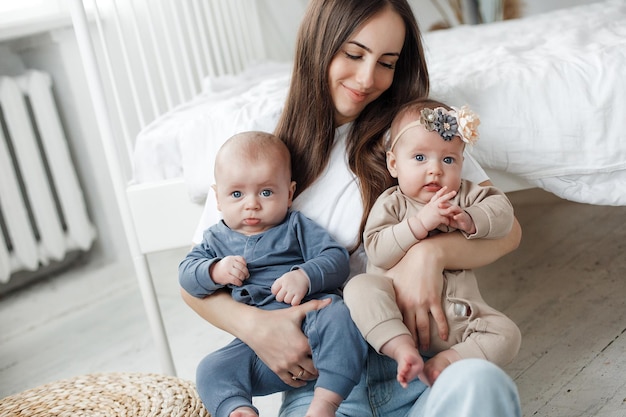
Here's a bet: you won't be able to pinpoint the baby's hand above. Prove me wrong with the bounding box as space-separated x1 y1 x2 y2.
449 211 476 235
412 187 457 237
271 269 310 306
210 255 249 286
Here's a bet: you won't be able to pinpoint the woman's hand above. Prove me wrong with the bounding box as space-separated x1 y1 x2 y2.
386 239 448 352
247 298 332 386
181 289 331 386
385 214 522 352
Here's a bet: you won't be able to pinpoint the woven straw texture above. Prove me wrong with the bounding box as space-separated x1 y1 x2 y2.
0 372 210 417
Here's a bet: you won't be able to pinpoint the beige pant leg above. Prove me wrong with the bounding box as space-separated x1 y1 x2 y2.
343 273 411 353
439 270 522 366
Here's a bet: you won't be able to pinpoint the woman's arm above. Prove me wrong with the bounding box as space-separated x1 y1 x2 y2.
180 288 330 385
386 214 522 351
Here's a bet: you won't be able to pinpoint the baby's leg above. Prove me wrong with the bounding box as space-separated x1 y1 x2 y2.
423 348 462 386
305 387 342 417
230 407 258 417
381 334 424 388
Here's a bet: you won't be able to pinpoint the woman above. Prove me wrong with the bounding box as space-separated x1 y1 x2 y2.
184 0 522 416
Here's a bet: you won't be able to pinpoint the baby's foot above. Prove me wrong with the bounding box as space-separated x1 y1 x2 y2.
230 406 258 417
381 334 424 388
423 349 462 385
395 344 425 388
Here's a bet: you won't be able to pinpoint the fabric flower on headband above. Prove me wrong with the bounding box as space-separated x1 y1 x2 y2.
387 104 480 151
420 108 457 140
455 106 480 144
420 106 479 144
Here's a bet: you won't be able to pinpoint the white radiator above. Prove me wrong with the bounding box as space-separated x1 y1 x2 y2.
0 70 96 284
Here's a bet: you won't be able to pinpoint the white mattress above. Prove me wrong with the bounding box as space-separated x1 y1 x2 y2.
132 0 626 206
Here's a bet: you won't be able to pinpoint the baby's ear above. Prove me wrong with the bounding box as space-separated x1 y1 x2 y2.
287 181 297 207
386 151 399 178
211 184 221 211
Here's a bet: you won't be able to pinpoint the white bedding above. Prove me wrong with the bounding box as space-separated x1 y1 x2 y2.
132 0 626 206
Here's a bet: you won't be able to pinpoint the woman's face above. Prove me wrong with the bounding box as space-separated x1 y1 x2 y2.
328 7 406 126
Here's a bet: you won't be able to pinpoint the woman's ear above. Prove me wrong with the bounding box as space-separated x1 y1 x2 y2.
386 151 399 178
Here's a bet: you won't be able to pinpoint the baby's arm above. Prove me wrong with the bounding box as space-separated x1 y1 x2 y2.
289 211 350 295
448 210 476 235
457 181 514 239
179 237 225 297
271 269 310 306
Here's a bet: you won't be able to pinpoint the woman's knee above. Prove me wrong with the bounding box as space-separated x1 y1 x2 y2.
427 359 521 417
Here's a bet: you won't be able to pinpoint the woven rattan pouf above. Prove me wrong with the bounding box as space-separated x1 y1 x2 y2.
0 372 210 417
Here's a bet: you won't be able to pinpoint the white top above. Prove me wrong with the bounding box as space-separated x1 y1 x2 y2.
193 123 488 276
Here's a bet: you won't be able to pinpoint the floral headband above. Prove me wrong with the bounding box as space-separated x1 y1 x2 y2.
387 105 480 151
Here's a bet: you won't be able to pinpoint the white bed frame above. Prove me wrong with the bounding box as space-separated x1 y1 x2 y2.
67 0 532 376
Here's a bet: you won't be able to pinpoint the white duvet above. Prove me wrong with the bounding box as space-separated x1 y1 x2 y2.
132 0 626 206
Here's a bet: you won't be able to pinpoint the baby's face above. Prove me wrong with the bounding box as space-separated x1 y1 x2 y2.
213 159 295 236
387 125 464 203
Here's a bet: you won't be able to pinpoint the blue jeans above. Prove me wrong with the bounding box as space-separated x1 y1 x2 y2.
196 296 367 417
280 348 521 417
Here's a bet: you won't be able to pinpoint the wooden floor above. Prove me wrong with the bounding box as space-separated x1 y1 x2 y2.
1 188 625 416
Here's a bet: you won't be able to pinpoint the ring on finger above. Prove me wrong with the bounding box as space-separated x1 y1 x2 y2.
291 370 305 381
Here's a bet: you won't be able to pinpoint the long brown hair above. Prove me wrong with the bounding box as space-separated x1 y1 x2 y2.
275 0 429 249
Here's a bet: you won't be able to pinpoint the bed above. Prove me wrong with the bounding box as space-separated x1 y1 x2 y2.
68 0 626 374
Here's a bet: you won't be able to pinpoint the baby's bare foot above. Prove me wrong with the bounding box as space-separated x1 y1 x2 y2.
380 334 424 388
230 406 258 417
395 344 424 388
423 349 462 385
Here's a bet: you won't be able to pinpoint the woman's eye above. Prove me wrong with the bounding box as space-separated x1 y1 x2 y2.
414 154 425 162
344 51 361 60
379 61 396 70
231 191 242 198
443 157 454 164
261 190 272 197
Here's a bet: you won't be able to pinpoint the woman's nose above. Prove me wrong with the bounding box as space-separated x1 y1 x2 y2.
356 63 375 89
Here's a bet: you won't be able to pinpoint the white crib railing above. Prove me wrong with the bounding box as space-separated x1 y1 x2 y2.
81 0 266 177
0 71 96 284
69 0 267 375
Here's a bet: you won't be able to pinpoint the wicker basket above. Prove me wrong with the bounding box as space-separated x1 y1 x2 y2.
0 372 210 417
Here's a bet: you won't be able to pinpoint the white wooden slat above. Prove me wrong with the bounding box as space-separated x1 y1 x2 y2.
68 0 176 376
226 0 248 71
90 0 134 163
211 0 235 74
168 1 197 99
181 0 209 83
0 76 65 264
152 0 183 106
141 0 174 111
126 0 160 120
193 0 220 77
109 0 148 128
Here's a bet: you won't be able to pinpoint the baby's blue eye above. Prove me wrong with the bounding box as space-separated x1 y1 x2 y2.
414 154 425 162
261 189 272 197
231 191 242 198
443 157 454 164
